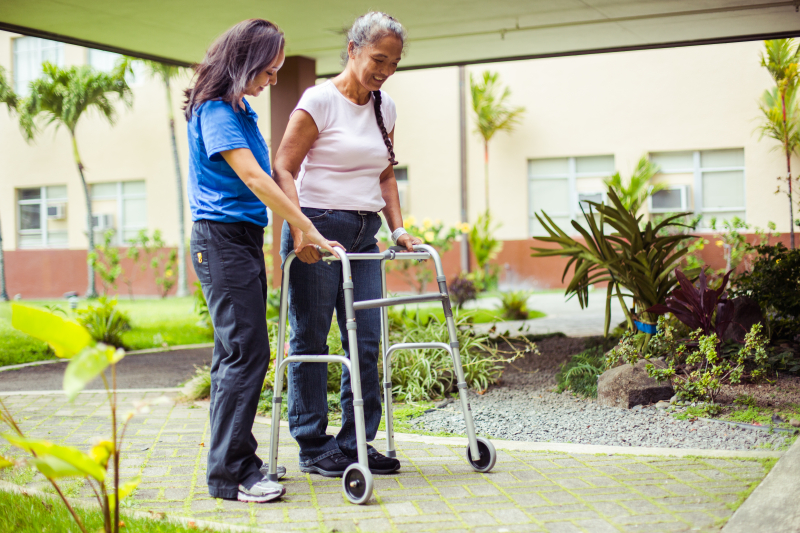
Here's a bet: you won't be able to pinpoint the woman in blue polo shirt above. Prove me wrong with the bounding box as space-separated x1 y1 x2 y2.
183 19 340 504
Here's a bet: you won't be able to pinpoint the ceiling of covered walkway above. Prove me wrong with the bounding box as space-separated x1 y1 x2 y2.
1 1 800 74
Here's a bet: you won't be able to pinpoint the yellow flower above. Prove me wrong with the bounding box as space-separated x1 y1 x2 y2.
165 269 174 277
459 223 471 233
715 240 724 247
404 216 416 229
424 231 435 242
423 218 432 229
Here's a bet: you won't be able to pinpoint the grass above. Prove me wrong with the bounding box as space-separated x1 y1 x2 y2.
554 346 605 398
403 305 544 324
0 298 213 367
0 489 226 533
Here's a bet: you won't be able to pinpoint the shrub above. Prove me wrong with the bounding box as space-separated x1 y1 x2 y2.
448 273 477 310
555 346 605 398
193 281 212 331
468 211 503 291
499 290 531 320
88 229 123 296
730 243 800 339
75 297 131 348
182 364 211 401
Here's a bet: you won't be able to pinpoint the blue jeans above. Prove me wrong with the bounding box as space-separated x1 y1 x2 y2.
280 208 383 466
190 220 269 499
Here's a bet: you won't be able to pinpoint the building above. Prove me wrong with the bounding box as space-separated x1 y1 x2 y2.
0 31 795 297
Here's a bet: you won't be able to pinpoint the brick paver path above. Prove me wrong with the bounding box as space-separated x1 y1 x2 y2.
0 391 773 532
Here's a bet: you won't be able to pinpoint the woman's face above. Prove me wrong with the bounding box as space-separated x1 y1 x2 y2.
244 47 286 97
349 35 403 92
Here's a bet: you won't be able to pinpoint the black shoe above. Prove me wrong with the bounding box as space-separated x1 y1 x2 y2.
299 452 355 478
366 451 401 475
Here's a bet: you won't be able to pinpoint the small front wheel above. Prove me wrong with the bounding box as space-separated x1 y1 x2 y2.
342 463 373 505
466 437 496 473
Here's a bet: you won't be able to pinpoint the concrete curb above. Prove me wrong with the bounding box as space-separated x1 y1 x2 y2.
192 400 785 459
0 480 278 533
722 436 800 532
0 388 182 396
0 343 214 373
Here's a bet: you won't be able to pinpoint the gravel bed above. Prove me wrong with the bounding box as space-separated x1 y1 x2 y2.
407 336 792 451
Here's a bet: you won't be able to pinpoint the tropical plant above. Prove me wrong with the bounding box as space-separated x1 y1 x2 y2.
378 216 467 293
468 210 503 291
18 62 132 298
121 58 189 296
126 229 175 298
88 229 123 296
498 290 531 320
603 156 665 216
531 189 694 340
0 66 17 302
758 39 800 249
647 269 735 340
448 273 478 310
730 242 800 339
470 71 525 212
75 296 131 348
2 304 165 533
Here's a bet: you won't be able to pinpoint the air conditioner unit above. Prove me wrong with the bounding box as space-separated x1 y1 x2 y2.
649 185 689 213
47 204 66 220
92 213 114 231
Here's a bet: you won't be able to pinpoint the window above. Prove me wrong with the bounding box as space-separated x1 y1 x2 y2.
649 186 689 213
13 37 64 96
87 49 121 72
17 186 69 249
90 181 147 244
394 167 409 213
528 155 615 236
650 149 745 227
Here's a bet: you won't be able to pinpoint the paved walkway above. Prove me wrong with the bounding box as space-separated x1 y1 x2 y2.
0 391 780 532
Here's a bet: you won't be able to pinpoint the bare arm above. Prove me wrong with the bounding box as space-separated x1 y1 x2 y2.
273 110 325 263
379 129 421 252
221 147 340 256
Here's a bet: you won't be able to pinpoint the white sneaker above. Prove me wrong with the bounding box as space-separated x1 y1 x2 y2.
259 463 286 480
237 478 285 503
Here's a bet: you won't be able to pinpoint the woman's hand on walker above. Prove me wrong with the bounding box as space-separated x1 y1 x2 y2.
295 226 342 262
397 233 423 252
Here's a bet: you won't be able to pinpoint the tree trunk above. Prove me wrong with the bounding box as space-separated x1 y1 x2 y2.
782 89 795 249
73 133 98 298
0 212 8 301
483 140 490 213
165 76 188 297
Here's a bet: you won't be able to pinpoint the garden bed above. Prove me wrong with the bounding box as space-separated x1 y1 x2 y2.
408 335 796 451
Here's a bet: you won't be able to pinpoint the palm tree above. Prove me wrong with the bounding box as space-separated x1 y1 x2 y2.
19 62 132 298
0 67 18 302
470 71 525 213
603 156 665 215
759 39 800 249
121 58 189 296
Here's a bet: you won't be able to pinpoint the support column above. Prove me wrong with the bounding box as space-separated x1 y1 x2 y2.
459 65 470 273
269 56 316 287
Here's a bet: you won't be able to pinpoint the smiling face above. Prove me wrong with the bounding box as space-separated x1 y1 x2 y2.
244 47 286 97
348 34 403 92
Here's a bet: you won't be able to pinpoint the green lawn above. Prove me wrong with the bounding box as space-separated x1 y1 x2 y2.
0 298 213 367
402 306 545 324
0 489 224 533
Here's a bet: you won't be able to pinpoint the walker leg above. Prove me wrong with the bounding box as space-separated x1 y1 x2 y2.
379 260 396 458
267 257 293 482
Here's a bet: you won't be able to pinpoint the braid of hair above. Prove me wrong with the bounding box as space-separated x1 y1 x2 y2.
372 90 398 166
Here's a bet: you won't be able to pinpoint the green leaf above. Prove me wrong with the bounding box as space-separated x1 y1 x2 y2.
4 434 106 481
64 344 124 400
11 304 93 358
0 454 13 468
90 439 114 469
108 475 141 512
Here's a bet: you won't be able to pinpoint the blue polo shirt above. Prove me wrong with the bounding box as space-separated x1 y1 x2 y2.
188 98 271 227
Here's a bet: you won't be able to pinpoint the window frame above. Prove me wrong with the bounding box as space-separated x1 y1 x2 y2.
17 186 68 249
90 180 148 245
13 36 64 96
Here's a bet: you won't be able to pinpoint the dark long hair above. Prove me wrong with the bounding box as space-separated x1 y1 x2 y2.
183 19 284 121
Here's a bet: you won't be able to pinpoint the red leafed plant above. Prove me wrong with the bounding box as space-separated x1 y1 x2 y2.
647 269 735 339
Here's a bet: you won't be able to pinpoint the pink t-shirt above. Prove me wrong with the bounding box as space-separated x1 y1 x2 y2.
293 80 396 212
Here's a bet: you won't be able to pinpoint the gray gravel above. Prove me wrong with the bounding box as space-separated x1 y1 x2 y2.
409 372 791 451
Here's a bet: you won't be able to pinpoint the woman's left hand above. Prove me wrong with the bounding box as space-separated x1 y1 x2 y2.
397 233 423 252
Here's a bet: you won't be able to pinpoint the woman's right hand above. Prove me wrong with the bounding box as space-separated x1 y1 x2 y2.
294 225 342 263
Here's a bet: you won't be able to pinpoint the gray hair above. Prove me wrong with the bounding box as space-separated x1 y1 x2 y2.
341 12 407 65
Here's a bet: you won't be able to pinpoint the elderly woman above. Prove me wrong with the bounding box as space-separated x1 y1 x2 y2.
273 12 420 478
184 19 340 503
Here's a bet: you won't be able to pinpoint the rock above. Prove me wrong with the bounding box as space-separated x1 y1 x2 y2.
656 401 670 410
597 359 674 409
724 296 765 343
670 395 677 404
791 419 800 428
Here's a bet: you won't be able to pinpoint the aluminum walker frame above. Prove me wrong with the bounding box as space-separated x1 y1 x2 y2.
266 244 496 504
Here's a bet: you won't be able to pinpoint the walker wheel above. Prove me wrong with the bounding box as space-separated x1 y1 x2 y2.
466 437 496 473
342 463 373 505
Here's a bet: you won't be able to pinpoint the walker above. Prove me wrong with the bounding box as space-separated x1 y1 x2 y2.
265 244 496 504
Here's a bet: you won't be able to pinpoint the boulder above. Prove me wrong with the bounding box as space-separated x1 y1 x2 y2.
724 296 765 343
597 359 673 409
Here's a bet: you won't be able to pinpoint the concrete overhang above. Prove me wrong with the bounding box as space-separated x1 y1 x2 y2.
1 1 800 74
